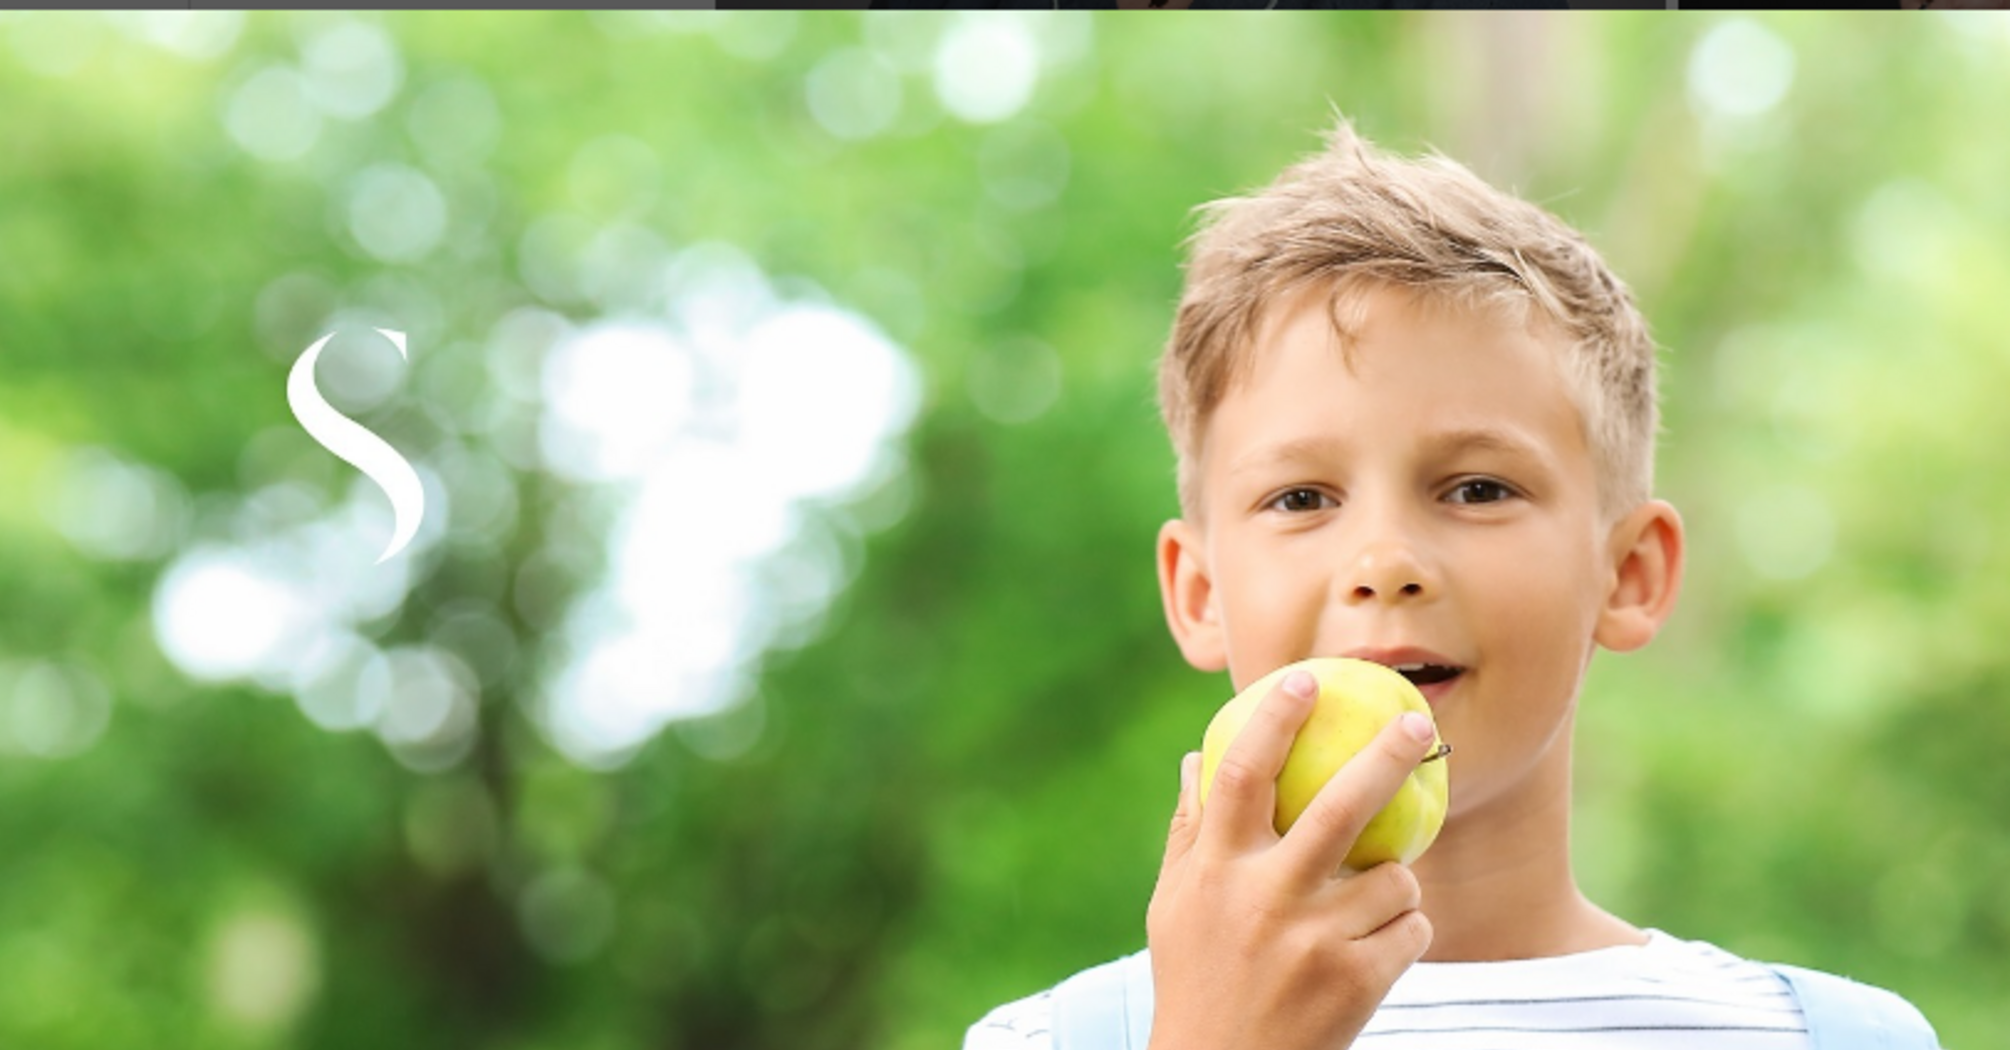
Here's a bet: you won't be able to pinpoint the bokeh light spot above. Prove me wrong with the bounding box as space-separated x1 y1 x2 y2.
519 867 617 965
107 11 243 61
1687 19 1795 121
539 322 696 483
225 66 322 162
967 337 1062 425
347 164 447 264
153 549 315 682
206 901 319 1034
406 73 501 170
301 20 402 121
39 446 190 562
807 48 903 142
1735 485 1835 582
0 660 113 760
978 119 1071 212
934 15 1040 125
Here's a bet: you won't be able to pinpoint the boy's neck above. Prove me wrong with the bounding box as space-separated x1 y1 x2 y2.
1411 718 1647 962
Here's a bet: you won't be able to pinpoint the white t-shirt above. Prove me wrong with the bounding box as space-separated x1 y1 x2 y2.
965 929 1813 1050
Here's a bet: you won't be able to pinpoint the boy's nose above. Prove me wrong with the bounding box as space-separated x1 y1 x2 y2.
1344 542 1430 603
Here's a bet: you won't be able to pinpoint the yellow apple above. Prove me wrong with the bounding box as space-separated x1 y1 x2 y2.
1199 657 1449 871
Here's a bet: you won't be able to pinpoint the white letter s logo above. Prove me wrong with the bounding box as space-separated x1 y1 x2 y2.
286 328 426 564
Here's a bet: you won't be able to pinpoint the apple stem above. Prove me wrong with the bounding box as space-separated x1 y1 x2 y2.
1419 742 1452 765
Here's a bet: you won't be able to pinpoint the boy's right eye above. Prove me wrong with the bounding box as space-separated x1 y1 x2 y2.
1269 488 1334 513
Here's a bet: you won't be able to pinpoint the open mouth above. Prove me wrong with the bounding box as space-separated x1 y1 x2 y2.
1390 662 1464 687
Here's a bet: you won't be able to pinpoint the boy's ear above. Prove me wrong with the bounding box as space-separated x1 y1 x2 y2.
1594 499 1685 653
1157 518 1228 672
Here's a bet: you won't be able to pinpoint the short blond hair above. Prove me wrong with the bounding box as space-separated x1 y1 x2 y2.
1158 116 1658 524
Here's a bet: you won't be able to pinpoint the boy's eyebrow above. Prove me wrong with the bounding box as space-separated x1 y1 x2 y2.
1418 426 1547 462
1228 434 1352 476
1230 427 1544 475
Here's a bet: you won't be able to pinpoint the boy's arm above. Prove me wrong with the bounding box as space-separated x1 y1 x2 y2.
1145 670 1438 1050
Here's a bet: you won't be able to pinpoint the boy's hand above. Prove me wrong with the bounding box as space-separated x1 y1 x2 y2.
1144 670 1438 1050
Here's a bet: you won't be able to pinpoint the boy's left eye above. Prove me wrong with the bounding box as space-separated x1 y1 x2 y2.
1269 488 1334 513
1446 478 1515 504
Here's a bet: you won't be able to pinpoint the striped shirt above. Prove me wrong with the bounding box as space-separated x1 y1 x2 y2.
965 929 1812 1050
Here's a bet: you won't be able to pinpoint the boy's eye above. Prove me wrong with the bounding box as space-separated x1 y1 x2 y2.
1446 478 1515 504
1270 488 1333 513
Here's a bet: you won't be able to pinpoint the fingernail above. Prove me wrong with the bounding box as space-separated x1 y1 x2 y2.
1401 711 1435 743
1282 670 1316 699
1180 752 1197 793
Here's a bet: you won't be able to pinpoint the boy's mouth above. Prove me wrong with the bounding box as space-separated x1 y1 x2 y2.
1393 663 1465 707
1340 646 1467 704
1389 662 1463 686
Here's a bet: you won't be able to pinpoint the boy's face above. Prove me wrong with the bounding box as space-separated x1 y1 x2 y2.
1157 284 1681 820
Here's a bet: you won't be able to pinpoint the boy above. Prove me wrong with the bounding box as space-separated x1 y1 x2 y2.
965 118 1939 1049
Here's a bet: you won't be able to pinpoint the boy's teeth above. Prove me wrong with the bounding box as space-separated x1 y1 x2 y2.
1393 663 1426 672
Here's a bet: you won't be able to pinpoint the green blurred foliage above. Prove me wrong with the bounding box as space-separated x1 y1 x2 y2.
1 10 2007 1049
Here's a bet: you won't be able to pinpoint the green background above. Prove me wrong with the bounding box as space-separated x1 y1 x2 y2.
1 11 2005 1048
